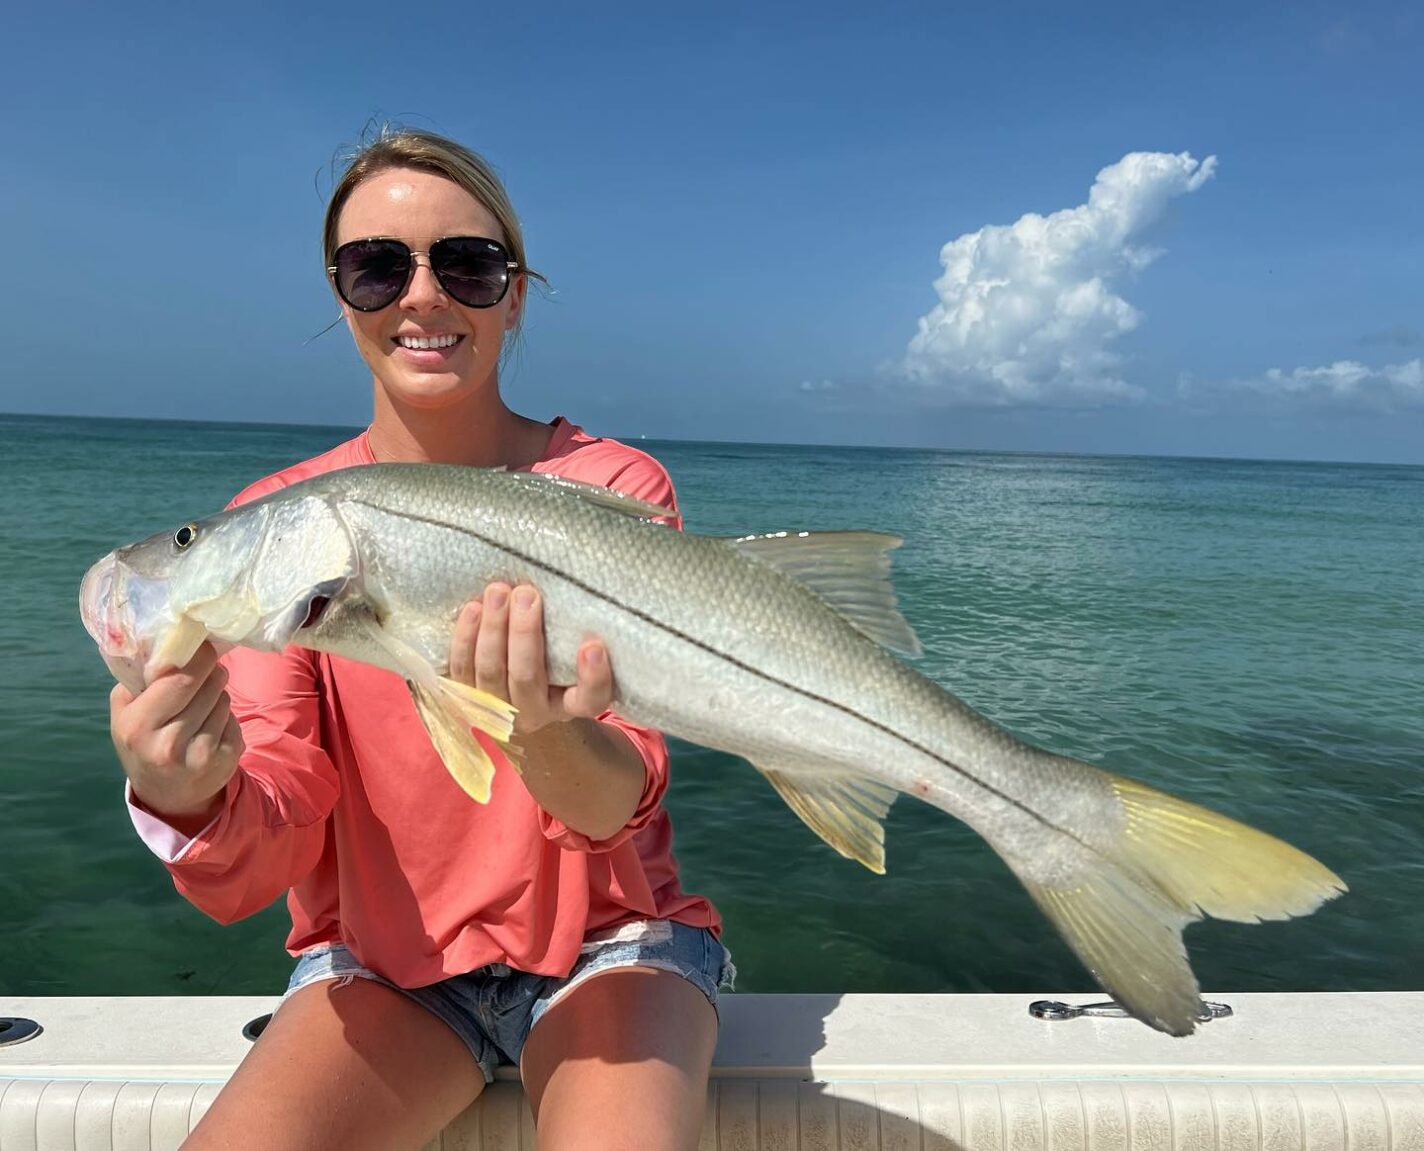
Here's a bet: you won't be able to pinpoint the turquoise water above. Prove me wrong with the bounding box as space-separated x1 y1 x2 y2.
2 413 1420 998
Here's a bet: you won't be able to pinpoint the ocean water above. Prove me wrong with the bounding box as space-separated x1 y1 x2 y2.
1 412 1420 999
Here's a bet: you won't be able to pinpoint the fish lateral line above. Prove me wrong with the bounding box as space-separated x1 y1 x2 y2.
348 497 1106 857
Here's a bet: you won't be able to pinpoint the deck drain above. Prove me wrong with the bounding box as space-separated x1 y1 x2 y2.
242 1014 272 1042
0 1018 42 1048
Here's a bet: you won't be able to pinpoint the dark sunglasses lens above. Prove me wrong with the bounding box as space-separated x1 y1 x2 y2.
432 238 510 307
334 241 410 310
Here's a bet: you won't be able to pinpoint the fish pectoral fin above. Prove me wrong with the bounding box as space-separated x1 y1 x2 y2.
754 765 897 874
725 531 922 656
409 676 518 804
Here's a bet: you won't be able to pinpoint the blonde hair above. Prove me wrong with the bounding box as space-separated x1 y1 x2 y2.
322 126 543 287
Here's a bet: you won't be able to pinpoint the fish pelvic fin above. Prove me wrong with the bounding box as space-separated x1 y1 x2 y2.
355 615 518 802
756 765 897 874
1011 767 1347 1036
409 676 518 804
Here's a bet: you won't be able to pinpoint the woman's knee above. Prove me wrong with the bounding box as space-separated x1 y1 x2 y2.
185 977 484 1151
521 968 717 1150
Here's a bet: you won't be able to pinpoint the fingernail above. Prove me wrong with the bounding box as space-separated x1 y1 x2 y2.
583 646 605 668
488 587 508 610
514 588 535 612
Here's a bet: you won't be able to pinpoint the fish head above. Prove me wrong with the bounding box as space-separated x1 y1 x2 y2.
81 495 356 690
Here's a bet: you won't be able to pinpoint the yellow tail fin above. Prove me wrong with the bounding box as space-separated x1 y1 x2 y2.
1014 770 1345 1036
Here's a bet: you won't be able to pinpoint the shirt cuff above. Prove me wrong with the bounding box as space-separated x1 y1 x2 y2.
124 781 217 864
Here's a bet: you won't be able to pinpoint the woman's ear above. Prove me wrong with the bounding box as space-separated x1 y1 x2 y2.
504 272 528 333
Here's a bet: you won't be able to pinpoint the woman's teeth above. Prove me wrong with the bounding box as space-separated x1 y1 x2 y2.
397 334 460 350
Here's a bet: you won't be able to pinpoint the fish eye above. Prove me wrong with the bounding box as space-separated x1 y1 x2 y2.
174 523 200 550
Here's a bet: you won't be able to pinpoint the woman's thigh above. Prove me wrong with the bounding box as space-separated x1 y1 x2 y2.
184 977 485 1151
520 967 719 1151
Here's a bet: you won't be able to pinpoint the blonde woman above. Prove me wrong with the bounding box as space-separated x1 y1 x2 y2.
108 128 728 1151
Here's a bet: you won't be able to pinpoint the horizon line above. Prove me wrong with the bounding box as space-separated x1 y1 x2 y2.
2 409 1419 471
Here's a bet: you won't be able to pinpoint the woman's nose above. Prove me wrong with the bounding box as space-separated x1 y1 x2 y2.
401 255 447 310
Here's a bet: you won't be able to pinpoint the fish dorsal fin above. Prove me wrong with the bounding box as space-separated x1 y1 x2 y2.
755 765 898 874
502 472 675 522
727 531 922 656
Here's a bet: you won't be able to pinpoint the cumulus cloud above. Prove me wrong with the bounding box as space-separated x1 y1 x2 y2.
899 151 1216 406
1189 359 1424 412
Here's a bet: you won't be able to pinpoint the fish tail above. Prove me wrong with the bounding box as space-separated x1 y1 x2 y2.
1002 763 1346 1036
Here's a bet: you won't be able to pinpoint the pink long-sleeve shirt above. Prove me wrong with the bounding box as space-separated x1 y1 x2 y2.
127 418 719 988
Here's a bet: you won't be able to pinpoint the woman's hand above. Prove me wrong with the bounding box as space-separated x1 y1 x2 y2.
450 582 614 735
450 582 646 840
109 642 244 835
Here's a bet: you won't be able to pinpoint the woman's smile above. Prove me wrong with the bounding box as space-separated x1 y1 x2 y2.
392 330 468 367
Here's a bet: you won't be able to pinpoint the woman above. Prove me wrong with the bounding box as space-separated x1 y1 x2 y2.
107 128 727 1151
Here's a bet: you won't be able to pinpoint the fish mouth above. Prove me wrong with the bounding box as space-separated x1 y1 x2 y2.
80 552 151 691
80 552 187 690
80 553 131 656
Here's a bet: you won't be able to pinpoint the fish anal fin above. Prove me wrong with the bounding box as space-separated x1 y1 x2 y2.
409 676 518 803
726 531 922 656
755 765 897 874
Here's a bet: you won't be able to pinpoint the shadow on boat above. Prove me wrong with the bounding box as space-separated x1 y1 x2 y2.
428 992 952 1149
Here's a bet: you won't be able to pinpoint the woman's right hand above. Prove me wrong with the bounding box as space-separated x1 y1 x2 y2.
109 642 244 837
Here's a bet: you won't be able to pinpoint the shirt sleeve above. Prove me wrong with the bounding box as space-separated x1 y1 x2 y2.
537 713 672 853
536 447 681 853
602 455 683 529
132 644 341 925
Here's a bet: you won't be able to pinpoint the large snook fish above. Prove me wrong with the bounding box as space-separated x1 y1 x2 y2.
80 464 1345 1035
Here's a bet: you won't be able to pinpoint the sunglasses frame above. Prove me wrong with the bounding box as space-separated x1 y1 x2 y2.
327 235 532 312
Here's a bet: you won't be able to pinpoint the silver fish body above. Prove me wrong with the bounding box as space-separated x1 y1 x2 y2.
81 463 1346 1035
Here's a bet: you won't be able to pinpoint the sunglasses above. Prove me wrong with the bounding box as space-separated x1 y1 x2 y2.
328 236 533 311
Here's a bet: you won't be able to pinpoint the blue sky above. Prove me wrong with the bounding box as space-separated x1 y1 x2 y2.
4 0 1421 462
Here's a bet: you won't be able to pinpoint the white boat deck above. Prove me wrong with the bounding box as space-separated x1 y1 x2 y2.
3 992 1422 1148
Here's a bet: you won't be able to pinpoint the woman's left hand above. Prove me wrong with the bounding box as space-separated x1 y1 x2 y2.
450 582 613 735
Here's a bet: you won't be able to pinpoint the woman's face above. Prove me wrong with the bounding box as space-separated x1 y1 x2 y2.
333 167 526 411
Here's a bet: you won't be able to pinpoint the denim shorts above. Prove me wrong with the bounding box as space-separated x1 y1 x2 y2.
284 919 734 1083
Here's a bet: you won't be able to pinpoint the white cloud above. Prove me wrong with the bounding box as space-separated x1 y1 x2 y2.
1193 359 1424 411
899 151 1216 407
